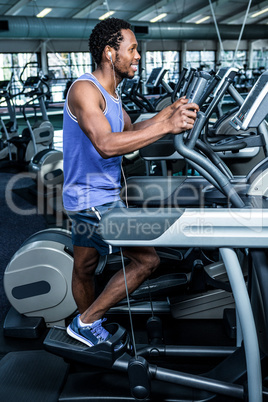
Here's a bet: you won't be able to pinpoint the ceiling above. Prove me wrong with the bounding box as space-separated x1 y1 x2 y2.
0 0 267 25
0 0 267 40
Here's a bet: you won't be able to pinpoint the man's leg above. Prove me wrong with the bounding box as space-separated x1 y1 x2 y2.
72 245 100 314
80 246 160 324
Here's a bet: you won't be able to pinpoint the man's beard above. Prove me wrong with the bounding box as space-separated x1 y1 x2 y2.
113 58 135 80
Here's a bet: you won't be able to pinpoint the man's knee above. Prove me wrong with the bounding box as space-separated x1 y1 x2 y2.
73 246 100 278
137 250 160 276
148 252 161 273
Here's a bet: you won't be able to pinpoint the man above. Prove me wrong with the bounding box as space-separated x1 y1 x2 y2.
63 17 199 347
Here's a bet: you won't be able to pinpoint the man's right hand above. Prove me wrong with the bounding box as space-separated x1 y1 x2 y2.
168 101 199 134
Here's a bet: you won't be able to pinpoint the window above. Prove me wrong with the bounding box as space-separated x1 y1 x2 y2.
146 51 180 85
252 49 268 69
186 51 215 71
0 53 39 105
162 51 180 83
220 50 247 69
0 53 38 81
47 52 93 102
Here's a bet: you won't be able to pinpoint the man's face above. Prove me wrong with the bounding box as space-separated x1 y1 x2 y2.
113 29 140 80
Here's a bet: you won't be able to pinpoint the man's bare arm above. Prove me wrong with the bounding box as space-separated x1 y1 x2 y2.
123 97 189 132
69 81 199 158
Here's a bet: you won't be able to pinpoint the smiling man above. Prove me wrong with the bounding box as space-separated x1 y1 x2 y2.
63 17 199 347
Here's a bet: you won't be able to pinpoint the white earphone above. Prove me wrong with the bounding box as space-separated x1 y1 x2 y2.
108 49 117 95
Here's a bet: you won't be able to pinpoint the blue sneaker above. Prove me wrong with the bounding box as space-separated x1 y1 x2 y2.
67 315 112 347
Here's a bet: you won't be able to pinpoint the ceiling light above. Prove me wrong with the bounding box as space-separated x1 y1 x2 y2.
251 7 268 18
99 11 115 20
195 16 210 24
186 14 202 23
150 13 167 23
36 8 52 18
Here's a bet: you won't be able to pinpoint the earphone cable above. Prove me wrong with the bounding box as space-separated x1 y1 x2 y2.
120 247 138 359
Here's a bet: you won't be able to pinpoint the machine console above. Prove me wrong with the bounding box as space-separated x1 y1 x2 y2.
146 67 168 88
212 67 238 97
23 76 40 88
121 76 139 95
216 66 238 81
0 80 10 91
230 70 268 131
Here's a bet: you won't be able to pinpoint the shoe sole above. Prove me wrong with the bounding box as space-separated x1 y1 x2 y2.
66 325 95 347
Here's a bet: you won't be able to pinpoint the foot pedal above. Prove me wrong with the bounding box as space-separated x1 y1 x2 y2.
44 323 129 368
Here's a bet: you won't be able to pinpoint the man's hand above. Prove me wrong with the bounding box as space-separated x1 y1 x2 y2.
156 96 188 121
167 101 199 134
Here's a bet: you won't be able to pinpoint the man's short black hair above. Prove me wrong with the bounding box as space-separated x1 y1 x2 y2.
89 18 132 66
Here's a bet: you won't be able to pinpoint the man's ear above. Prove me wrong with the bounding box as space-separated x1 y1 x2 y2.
105 46 113 63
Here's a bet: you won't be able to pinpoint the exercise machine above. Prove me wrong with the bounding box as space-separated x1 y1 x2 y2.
1 72 268 402
122 67 174 115
4 224 227 335
0 77 18 162
7 72 63 187
41 78 268 401
3 228 76 334
125 68 268 203
121 72 156 115
25 75 63 188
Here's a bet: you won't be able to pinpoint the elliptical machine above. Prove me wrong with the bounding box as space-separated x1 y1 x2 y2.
0 77 18 162
8 71 63 188
2 68 268 402
25 74 63 188
41 70 268 402
122 67 174 116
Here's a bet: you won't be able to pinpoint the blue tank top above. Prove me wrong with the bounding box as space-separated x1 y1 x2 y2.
62 73 124 211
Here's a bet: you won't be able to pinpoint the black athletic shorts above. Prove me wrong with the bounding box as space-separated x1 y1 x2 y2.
67 199 126 255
